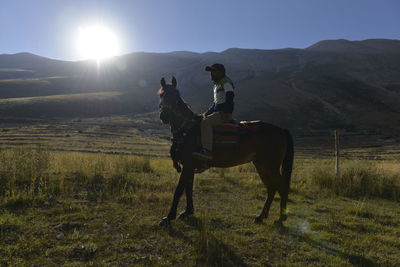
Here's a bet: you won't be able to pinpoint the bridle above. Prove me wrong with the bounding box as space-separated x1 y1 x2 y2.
159 96 195 136
159 87 200 173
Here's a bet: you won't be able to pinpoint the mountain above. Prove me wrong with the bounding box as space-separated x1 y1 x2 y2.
307 38 400 53
1 38 400 131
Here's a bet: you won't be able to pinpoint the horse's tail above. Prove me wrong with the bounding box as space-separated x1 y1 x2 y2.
282 129 294 192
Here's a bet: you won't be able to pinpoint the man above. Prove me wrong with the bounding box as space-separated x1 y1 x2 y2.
192 63 235 160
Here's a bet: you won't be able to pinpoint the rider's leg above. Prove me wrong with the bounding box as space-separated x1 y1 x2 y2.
201 112 225 151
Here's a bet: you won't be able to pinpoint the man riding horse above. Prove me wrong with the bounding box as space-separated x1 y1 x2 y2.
158 74 294 226
192 63 235 160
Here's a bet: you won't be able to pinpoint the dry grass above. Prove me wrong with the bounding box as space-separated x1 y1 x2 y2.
296 159 400 201
0 147 399 266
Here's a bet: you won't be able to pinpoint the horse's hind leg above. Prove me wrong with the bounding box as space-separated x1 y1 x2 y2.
253 160 280 223
254 185 277 223
278 182 289 222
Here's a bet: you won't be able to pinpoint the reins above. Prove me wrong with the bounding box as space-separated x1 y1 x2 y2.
168 98 196 136
164 96 198 173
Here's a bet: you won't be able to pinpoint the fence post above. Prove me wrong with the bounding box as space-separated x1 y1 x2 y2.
334 130 340 178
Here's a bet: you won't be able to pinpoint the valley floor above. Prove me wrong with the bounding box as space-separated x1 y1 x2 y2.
0 116 399 266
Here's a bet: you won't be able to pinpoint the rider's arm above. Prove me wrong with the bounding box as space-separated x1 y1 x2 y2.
204 103 215 116
222 83 234 114
223 91 234 114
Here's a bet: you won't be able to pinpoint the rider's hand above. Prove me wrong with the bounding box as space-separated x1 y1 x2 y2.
221 113 232 120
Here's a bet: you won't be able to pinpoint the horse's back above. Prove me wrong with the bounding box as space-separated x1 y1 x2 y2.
239 121 289 140
211 120 290 167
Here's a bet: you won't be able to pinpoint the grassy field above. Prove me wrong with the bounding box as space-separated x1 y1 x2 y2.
0 117 399 266
0 145 399 266
0 116 170 157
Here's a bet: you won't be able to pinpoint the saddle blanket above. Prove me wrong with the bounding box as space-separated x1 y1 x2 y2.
213 122 259 144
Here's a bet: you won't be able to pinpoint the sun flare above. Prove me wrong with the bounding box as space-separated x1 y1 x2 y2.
76 25 119 61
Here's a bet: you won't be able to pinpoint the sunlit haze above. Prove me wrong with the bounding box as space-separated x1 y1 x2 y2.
76 25 119 61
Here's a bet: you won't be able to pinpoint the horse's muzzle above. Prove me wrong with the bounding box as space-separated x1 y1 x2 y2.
159 110 170 124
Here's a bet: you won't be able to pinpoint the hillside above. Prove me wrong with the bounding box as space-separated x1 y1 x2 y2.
1 39 400 130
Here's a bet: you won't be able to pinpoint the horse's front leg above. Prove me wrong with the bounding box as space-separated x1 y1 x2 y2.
160 167 189 226
179 168 195 220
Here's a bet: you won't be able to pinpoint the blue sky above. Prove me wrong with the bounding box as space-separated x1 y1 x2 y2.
0 0 399 60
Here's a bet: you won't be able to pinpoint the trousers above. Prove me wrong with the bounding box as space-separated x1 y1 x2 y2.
201 112 232 151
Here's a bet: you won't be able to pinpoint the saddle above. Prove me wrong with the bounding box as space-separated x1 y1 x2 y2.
213 121 260 144
170 120 261 173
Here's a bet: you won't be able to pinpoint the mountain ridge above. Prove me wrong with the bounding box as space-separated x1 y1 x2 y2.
1 38 400 131
3 38 399 61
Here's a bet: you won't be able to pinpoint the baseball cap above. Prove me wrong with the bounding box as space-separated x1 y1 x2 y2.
205 63 225 72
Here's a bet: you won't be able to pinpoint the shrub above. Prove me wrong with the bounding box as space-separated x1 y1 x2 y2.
306 160 400 201
86 174 106 202
70 171 88 194
0 147 51 197
115 156 153 174
108 173 142 195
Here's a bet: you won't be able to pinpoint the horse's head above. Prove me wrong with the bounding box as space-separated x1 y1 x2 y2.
158 76 181 124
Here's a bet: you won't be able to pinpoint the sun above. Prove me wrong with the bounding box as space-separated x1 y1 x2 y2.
76 25 119 61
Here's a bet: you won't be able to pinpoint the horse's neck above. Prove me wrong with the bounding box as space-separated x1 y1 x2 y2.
178 98 194 119
180 97 193 114
171 98 194 134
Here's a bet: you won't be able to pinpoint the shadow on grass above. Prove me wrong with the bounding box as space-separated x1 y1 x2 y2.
276 223 376 266
167 216 249 267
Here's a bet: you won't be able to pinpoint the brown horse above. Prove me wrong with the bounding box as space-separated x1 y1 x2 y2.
158 77 294 226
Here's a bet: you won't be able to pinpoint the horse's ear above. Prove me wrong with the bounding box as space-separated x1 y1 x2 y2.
160 77 166 87
171 76 177 88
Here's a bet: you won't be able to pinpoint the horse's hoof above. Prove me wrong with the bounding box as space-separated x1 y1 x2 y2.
178 211 194 220
159 217 171 227
253 216 263 224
